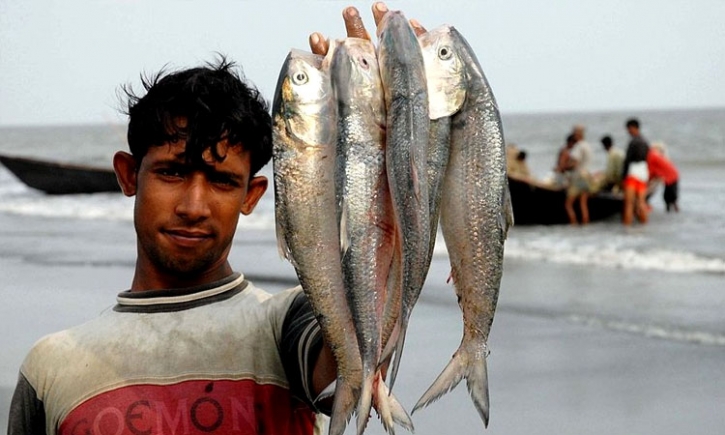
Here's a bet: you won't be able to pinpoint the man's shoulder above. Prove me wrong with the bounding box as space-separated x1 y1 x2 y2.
19 313 113 392
632 135 648 146
24 313 110 359
246 282 303 308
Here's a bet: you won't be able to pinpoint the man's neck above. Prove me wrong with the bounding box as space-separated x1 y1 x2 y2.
129 261 235 292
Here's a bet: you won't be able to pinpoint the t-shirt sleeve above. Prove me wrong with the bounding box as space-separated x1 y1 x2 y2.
279 291 327 414
7 372 47 435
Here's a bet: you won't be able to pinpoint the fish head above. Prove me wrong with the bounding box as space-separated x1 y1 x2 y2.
272 49 336 147
419 25 467 120
332 38 386 129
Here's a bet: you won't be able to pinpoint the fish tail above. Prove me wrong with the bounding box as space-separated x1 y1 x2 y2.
413 342 490 427
328 377 357 435
374 372 414 434
355 370 375 435
466 348 490 428
386 321 409 391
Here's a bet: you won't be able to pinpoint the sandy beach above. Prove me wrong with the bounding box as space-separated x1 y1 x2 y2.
2 213 724 434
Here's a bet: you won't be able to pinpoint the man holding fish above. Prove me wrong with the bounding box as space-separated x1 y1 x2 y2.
8 3 510 435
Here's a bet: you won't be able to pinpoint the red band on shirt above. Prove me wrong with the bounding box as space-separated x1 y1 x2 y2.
59 379 315 435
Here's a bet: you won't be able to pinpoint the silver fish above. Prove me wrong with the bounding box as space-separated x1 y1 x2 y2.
271 48 361 435
380 23 468 369
330 37 411 435
413 27 514 428
376 10 432 392
419 25 467 279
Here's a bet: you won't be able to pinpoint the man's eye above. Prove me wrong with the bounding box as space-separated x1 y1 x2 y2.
211 176 238 187
159 168 184 178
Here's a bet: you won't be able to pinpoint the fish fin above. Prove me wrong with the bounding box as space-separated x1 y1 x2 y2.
503 183 515 234
328 377 357 435
413 349 465 413
355 370 375 435
372 372 393 434
340 198 350 255
413 342 490 427
466 348 490 428
380 320 400 364
387 321 409 392
374 373 414 433
275 218 293 263
316 379 336 402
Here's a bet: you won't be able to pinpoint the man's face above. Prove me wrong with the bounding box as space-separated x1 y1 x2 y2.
131 140 266 284
627 125 638 137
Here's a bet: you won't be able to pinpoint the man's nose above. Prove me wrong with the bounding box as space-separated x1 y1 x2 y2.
175 174 212 221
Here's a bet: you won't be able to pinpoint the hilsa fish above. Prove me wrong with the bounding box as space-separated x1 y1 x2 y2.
330 37 411 435
271 48 362 435
379 25 468 371
376 10 432 393
418 24 467 286
413 27 514 429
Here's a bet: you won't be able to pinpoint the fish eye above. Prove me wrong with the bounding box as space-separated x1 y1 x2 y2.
438 46 453 60
359 56 370 69
292 71 308 85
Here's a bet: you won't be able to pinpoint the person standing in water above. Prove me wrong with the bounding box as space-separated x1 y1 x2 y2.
565 125 593 225
622 118 651 225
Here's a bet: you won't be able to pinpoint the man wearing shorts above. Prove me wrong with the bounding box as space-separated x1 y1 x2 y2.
648 145 680 212
622 118 650 225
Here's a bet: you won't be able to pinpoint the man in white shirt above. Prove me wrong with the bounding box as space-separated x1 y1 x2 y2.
565 124 593 224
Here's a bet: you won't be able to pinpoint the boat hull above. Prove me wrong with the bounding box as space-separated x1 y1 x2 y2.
508 175 630 225
0 154 121 195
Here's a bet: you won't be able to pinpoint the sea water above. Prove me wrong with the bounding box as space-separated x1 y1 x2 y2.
2 109 724 434
2 108 724 273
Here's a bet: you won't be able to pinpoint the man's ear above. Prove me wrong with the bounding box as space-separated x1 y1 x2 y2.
113 151 138 197
241 175 268 215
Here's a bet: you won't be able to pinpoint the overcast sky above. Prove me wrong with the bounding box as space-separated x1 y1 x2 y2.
1 0 723 126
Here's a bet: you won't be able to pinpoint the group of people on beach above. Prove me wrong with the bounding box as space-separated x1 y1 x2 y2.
507 118 680 226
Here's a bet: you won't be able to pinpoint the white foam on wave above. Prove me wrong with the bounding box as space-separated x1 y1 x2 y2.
0 192 133 221
503 237 725 274
431 230 725 275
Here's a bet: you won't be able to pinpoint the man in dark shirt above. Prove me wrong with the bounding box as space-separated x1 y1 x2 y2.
622 118 651 225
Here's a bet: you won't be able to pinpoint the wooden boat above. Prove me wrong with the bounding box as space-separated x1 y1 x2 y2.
507 174 647 225
0 154 121 195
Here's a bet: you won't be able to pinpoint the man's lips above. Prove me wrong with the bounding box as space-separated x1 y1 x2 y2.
163 229 213 247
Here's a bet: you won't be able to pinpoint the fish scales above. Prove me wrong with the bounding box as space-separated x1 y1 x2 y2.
271 48 362 435
330 38 405 435
376 11 432 392
413 27 513 429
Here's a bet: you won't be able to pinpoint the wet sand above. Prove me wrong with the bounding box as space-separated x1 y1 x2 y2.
1 218 724 434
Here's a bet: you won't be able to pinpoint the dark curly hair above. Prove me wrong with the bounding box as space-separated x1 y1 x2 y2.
121 56 271 177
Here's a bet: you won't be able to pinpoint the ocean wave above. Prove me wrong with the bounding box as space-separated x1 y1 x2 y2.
0 193 133 221
3 172 724 276
564 313 725 347
430 231 725 275
504 306 725 347
503 238 725 274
